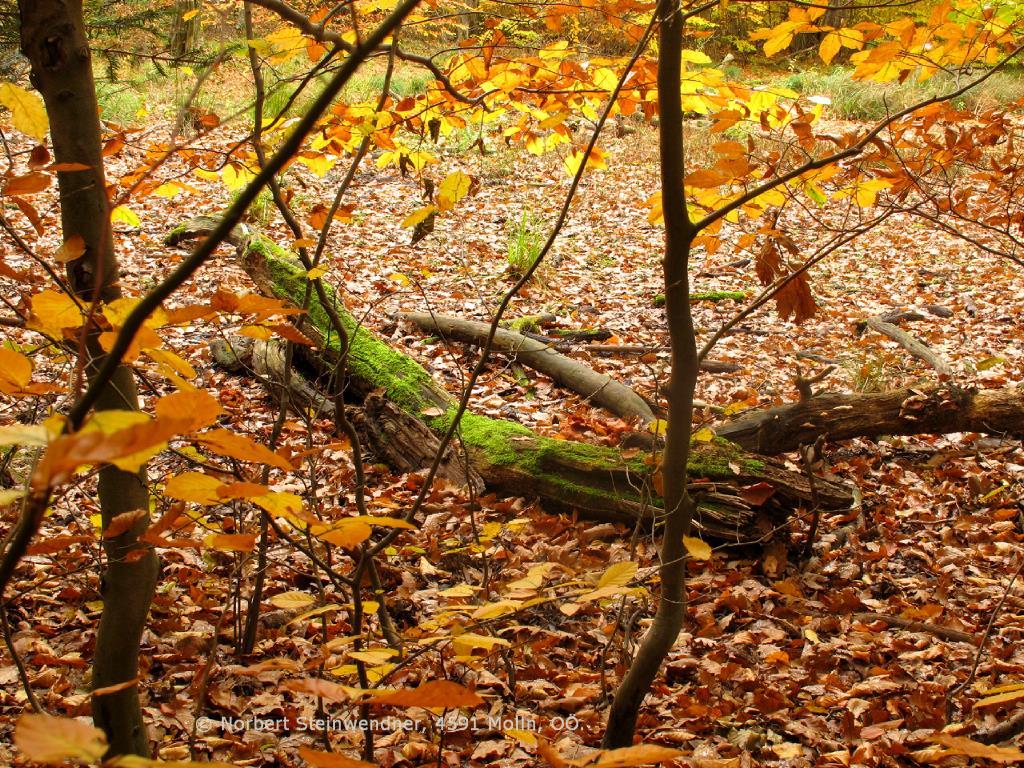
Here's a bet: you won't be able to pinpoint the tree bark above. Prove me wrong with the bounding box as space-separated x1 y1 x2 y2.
170 217 856 541
399 311 657 424
603 0 696 746
20 2 158 757
716 385 1024 454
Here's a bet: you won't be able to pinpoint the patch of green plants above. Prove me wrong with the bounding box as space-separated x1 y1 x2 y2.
234 186 276 226
506 211 547 277
780 67 1024 120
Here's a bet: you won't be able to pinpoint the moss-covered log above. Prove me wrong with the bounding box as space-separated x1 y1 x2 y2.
170 217 854 540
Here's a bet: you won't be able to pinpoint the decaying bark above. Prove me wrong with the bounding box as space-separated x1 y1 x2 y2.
170 217 855 540
717 385 1024 454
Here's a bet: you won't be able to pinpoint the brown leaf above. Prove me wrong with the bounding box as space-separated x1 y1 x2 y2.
366 679 483 708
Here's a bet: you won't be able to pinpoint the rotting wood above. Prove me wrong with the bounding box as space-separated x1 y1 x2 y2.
716 384 1024 453
170 216 857 540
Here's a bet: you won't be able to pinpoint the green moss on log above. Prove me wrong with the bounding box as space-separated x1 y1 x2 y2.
251 237 445 413
653 291 746 307
249 239 763 499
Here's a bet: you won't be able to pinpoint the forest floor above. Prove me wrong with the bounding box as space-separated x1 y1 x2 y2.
1 114 1023 767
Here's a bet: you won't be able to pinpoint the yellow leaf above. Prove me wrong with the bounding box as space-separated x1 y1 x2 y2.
388 272 411 286
597 561 638 589
80 410 164 472
693 427 715 443
819 33 842 65
647 419 669 436
28 289 83 338
269 591 316 610
975 688 1024 708
318 520 372 548
0 424 49 447
436 171 472 212
143 347 197 380
680 49 712 64
438 584 479 597
14 714 107 764
683 536 713 561
0 488 25 507
307 264 328 279
165 472 225 505
0 83 49 141
401 205 437 228
365 679 484 708
764 31 794 58
182 8 200 20
252 491 307 522
110 205 140 227
471 600 521 620
204 533 256 552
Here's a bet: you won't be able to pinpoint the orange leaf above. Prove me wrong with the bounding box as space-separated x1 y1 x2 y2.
194 429 293 470
53 235 86 264
4 171 50 196
154 389 223 432
104 510 148 538
298 746 375 768
204 533 257 552
366 679 484 708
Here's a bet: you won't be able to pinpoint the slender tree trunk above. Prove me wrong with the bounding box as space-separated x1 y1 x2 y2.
169 0 202 61
603 0 697 748
19 1 158 757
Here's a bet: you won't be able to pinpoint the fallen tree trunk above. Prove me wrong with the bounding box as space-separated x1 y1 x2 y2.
717 385 1024 454
399 311 657 425
170 217 855 539
860 315 952 375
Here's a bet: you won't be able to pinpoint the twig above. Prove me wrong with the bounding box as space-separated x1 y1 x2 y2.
0 604 44 713
946 555 1024 721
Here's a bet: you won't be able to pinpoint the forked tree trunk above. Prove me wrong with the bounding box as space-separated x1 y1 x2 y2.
168 218 857 541
20 2 158 757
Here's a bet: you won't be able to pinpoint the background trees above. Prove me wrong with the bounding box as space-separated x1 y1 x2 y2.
1 0 1024 765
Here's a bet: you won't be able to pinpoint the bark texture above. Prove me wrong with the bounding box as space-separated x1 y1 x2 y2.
20 2 157 757
717 385 1024 454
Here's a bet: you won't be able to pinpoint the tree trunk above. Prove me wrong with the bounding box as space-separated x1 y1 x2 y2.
169 217 856 541
168 0 202 61
717 385 1024 454
20 2 158 757
603 0 696 746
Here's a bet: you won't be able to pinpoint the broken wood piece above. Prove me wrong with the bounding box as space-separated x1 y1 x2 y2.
400 311 657 425
860 315 952 376
210 337 336 421
716 384 1024 453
